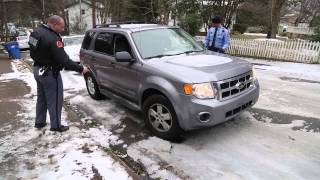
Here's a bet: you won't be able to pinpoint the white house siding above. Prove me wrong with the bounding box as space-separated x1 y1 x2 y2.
65 2 102 32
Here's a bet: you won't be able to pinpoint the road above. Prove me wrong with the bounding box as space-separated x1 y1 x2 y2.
59 57 320 179
124 59 320 180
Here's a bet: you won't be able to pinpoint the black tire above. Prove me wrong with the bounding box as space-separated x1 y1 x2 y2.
142 95 182 140
84 72 105 100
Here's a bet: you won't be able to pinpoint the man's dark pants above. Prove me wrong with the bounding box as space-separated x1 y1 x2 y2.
208 46 226 54
34 66 63 129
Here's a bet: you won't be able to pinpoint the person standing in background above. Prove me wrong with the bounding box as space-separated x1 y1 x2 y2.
205 16 230 53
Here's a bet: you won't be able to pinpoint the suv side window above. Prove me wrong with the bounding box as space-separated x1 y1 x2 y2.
114 34 132 55
94 32 114 55
82 31 95 50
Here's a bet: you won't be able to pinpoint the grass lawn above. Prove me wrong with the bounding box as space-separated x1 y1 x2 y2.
231 34 288 41
231 34 264 39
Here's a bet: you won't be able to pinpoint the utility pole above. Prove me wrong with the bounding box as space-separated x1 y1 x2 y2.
92 0 96 28
2 0 8 42
79 0 82 30
42 0 45 22
174 0 177 26
1 0 4 37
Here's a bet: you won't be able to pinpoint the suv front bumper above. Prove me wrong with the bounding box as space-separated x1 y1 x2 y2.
176 80 260 130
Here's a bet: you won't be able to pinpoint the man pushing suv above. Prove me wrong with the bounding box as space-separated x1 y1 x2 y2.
29 15 89 132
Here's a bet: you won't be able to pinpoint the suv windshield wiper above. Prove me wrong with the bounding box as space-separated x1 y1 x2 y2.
144 54 177 60
145 50 204 60
182 50 204 54
171 49 204 56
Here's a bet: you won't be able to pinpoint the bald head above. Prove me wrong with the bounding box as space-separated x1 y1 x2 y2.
47 15 63 25
47 15 65 33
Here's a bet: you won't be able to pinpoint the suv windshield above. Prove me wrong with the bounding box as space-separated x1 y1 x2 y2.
132 28 204 59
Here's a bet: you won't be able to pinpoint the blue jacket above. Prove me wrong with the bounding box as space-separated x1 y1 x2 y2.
205 26 230 50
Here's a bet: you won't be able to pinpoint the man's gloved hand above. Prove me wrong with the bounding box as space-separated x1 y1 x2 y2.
82 66 89 74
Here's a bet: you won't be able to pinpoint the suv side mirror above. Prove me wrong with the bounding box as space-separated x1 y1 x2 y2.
115 51 133 62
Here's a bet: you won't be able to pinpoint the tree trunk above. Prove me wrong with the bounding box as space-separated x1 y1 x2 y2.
270 0 286 38
92 0 96 27
0 2 4 36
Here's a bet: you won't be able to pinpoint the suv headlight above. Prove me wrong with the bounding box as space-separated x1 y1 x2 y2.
184 83 217 99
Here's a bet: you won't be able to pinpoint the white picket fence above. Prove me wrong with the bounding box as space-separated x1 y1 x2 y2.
227 38 320 63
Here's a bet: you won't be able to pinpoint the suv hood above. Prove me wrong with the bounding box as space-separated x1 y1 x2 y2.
147 51 252 83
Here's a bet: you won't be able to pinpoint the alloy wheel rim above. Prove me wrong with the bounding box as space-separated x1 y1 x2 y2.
87 77 96 95
148 104 172 132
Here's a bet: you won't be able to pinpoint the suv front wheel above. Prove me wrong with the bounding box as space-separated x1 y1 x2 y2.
143 95 182 140
84 73 105 100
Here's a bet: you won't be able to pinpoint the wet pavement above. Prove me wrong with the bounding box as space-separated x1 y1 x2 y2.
1 51 320 179
0 53 30 137
0 52 145 180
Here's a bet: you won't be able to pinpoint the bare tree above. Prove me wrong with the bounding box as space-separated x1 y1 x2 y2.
92 0 96 27
200 0 245 29
269 0 286 38
294 0 320 26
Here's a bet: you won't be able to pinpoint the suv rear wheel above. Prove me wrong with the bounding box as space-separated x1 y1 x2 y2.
84 73 105 100
143 95 182 140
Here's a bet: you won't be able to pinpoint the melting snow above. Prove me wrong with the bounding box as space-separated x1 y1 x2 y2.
0 60 131 179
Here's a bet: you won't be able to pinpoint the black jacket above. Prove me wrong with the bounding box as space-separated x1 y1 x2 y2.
29 24 83 73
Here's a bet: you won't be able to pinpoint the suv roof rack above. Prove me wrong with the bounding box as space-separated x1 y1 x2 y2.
94 21 151 28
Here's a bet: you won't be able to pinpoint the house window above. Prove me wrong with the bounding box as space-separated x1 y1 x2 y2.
82 9 85 15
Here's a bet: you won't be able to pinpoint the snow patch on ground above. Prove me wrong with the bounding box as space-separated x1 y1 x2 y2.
0 61 131 179
61 70 86 92
68 94 127 128
245 59 320 118
128 112 320 180
64 44 81 63
247 58 320 81
128 137 180 179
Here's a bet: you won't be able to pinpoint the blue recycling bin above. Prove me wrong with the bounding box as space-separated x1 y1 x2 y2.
4 41 21 59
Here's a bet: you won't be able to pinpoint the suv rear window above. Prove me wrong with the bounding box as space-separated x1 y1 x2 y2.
82 31 95 50
94 32 114 55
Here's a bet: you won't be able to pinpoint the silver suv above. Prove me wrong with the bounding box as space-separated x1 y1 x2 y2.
80 23 259 140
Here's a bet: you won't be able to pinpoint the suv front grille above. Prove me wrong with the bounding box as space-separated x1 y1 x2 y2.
225 100 253 118
217 71 253 101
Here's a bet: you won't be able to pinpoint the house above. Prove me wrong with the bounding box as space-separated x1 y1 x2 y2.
64 0 110 33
